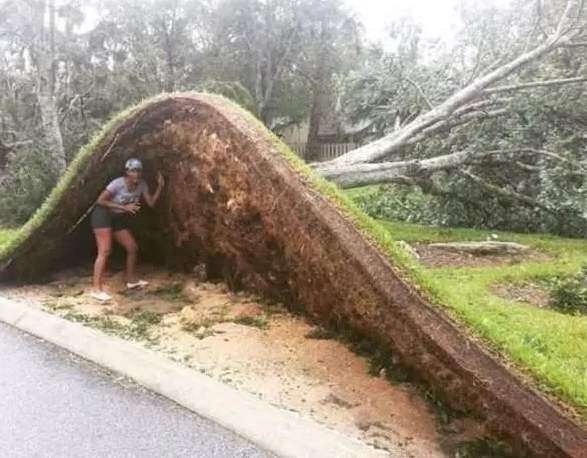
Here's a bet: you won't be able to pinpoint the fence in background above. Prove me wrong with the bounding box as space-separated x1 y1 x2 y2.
288 142 357 162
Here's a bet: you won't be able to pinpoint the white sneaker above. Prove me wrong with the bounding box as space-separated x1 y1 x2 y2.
90 290 112 302
126 280 149 290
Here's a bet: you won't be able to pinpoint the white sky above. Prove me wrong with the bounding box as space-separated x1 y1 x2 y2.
345 0 514 47
78 0 514 46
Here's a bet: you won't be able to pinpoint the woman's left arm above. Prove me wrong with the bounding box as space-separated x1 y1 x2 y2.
143 172 165 208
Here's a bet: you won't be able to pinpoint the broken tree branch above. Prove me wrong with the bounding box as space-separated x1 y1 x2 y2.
457 169 555 214
315 147 585 188
320 0 584 168
485 76 587 94
405 107 509 148
405 77 433 110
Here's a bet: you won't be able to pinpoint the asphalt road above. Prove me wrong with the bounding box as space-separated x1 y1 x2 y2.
0 321 272 458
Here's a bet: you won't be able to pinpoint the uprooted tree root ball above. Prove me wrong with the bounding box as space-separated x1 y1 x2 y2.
1 93 585 457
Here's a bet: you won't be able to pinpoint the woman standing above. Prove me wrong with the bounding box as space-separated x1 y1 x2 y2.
89 158 164 302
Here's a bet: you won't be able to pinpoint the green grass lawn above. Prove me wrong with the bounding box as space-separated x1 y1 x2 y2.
0 229 17 252
372 218 587 420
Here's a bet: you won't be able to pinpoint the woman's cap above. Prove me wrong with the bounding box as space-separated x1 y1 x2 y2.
125 158 143 171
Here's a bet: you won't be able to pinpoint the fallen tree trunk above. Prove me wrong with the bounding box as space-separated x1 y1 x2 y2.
319 0 584 167
0 93 585 457
428 241 530 255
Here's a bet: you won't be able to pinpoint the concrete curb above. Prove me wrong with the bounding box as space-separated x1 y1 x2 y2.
0 297 389 458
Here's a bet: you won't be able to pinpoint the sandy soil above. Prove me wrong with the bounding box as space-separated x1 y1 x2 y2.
412 243 552 269
0 265 491 457
490 281 551 308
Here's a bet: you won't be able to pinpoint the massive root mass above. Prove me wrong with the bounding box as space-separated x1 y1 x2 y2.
1 93 585 456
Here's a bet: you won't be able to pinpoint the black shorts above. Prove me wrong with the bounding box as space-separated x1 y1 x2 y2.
91 205 133 232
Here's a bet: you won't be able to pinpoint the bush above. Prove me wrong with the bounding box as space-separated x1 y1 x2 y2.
351 185 443 225
348 181 586 238
0 148 58 226
549 267 587 315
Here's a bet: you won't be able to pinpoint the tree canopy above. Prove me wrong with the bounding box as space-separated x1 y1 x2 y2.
0 0 585 236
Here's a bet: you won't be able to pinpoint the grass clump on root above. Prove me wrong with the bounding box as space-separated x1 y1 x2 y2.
305 327 337 340
453 437 515 458
63 311 126 335
43 300 74 311
149 282 191 304
126 310 162 341
62 309 161 344
233 315 268 329
180 318 217 333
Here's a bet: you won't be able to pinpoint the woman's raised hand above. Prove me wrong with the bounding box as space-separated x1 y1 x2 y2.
157 172 165 189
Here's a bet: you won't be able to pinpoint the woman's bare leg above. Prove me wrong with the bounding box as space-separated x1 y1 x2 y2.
93 228 112 290
113 229 138 283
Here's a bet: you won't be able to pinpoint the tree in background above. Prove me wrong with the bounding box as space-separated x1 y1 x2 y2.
0 0 89 222
206 0 306 123
1 0 69 177
296 0 360 161
317 0 586 235
0 0 585 237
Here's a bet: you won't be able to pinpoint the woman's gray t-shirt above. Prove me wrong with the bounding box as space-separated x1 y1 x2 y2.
105 177 149 213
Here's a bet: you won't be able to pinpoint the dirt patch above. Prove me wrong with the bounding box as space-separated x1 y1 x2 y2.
413 243 552 269
0 266 505 457
490 281 551 309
